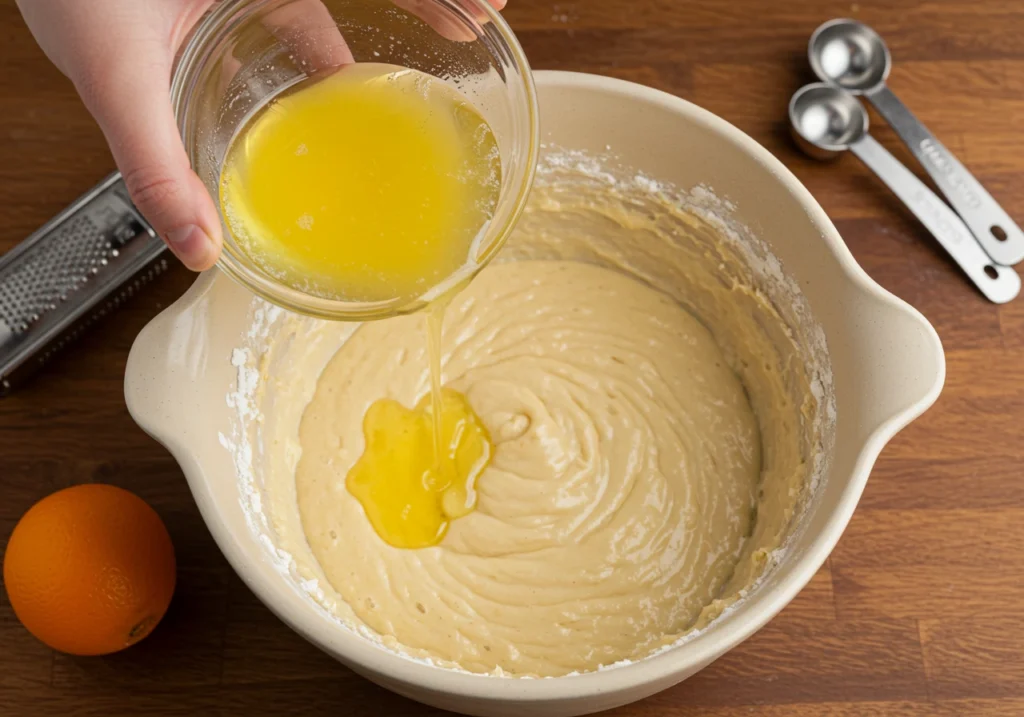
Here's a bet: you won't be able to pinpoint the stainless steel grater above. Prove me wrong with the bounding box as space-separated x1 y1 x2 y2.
0 173 169 395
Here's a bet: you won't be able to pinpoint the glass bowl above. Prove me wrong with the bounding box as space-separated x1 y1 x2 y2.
170 0 538 320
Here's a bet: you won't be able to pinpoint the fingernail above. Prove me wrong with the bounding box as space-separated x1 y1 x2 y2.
165 225 215 271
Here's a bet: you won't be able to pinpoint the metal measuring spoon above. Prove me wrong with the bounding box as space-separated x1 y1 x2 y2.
789 83 1020 304
808 18 1024 267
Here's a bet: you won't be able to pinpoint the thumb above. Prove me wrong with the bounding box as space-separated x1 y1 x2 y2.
73 55 222 271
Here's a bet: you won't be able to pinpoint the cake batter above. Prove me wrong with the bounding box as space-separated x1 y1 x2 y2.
296 261 760 676
256 162 823 678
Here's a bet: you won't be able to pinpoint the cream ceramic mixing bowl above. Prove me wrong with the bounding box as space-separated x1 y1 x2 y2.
124 72 944 717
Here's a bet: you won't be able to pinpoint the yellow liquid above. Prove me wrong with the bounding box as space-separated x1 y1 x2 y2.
346 385 492 550
220 64 497 549
220 63 501 303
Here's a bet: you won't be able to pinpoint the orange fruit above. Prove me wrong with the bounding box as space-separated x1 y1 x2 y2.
3 484 176 655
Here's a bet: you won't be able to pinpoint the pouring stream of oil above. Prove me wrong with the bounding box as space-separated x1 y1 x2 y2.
426 301 447 466
220 64 496 549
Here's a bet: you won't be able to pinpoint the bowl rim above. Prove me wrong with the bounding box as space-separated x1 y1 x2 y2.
128 70 945 702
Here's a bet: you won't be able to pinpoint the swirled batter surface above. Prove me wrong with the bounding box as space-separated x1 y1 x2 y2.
258 164 825 678
296 261 760 676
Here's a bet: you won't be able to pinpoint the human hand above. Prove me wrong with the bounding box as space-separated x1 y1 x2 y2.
17 0 507 272
17 0 223 270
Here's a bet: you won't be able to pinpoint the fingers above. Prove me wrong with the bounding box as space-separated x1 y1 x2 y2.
455 0 508 17
73 54 222 271
261 0 354 74
392 0 507 42
263 0 505 55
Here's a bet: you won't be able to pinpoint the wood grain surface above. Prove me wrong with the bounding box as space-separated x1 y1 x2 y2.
1 0 1023 715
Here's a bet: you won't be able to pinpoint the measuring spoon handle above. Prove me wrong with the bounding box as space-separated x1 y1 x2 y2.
868 86 1024 266
849 134 1020 303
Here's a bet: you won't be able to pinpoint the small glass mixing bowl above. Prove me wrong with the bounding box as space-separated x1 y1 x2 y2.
171 0 538 321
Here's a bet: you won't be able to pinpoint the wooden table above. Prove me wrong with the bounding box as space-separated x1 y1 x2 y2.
2 0 1022 714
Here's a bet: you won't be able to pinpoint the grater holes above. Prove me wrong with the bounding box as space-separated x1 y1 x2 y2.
0 214 117 331
34 257 169 367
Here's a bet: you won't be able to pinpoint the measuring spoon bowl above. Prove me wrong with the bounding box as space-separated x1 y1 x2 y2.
809 18 890 95
789 81 868 156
